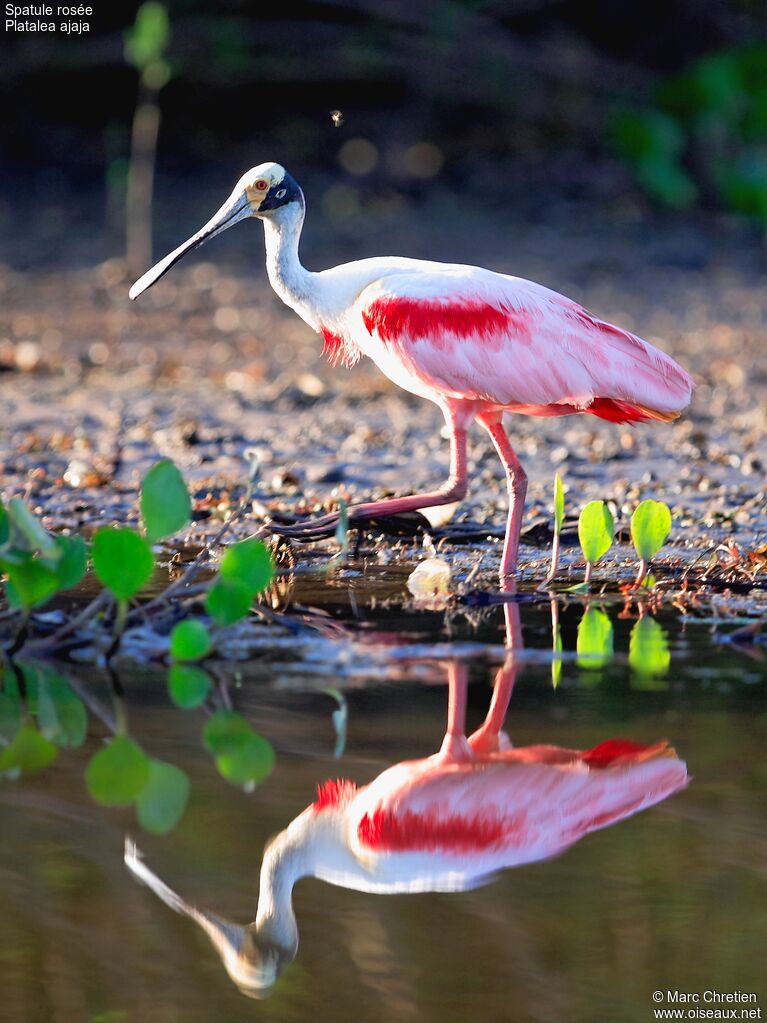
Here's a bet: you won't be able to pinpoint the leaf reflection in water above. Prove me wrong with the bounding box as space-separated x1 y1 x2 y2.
125 603 688 1000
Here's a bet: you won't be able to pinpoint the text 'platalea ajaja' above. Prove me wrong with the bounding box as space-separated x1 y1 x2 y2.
130 163 693 584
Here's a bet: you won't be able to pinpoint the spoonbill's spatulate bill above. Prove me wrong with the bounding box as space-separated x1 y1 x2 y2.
125 617 687 999
130 162 693 583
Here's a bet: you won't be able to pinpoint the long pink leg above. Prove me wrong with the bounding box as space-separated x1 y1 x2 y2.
478 413 528 586
468 603 523 754
269 408 468 538
437 661 475 762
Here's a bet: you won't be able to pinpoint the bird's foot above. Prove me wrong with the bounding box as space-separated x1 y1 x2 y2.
264 504 430 542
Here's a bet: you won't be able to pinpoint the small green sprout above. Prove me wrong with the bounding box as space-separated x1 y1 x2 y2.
576 606 614 670
630 499 672 588
577 501 615 586
85 735 151 807
203 709 275 791
0 500 87 611
205 537 274 626
551 599 563 689
629 616 671 687
92 528 154 601
136 759 190 835
141 459 192 543
167 664 212 709
169 619 212 662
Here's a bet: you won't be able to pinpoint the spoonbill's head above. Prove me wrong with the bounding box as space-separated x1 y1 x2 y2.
124 838 296 999
128 161 302 300
196 915 297 1000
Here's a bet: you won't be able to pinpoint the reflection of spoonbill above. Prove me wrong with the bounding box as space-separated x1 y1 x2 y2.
125 626 687 997
129 163 693 583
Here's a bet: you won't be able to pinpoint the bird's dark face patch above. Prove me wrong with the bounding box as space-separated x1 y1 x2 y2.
258 173 304 213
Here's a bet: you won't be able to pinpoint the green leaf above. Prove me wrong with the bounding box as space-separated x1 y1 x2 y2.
202 709 253 755
552 623 563 689
611 109 686 164
52 535 88 589
140 459 191 543
553 473 564 535
220 538 274 594
0 500 8 545
92 528 154 600
636 157 698 209
136 760 190 834
0 724 58 776
335 498 349 552
169 619 211 661
718 154 767 222
576 607 614 670
2 557 61 608
35 667 87 748
168 664 212 709
214 734 274 790
7 498 58 557
631 500 672 562
578 501 614 566
205 577 252 626
124 1 170 71
85 736 150 807
629 616 671 680
0 690 22 745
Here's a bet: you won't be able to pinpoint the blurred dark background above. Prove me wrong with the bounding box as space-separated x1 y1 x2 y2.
3 0 767 271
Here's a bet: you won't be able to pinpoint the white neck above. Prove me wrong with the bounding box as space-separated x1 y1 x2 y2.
254 815 313 954
261 202 320 331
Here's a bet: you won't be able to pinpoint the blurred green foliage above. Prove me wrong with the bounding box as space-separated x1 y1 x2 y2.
124 1 171 90
612 43 767 220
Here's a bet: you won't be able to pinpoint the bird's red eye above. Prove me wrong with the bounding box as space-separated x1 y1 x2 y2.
256 179 269 190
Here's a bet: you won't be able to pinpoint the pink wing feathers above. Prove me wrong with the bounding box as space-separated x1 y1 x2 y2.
350 739 687 860
356 268 693 423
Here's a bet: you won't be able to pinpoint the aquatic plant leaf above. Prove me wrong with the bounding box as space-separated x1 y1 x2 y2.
92 528 154 600
124 1 170 71
0 691 22 745
220 538 274 594
0 724 58 776
552 624 563 689
168 665 212 709
2 557 61 608
169 619 211 661
576 607 614 670
35 668 87 748
629 617 671 679
578 501 614 566
636 158 698 209
85 736 150 807
611 109 686 163
136 760 190 834
202 709 253 755
7 498 58 558
631 500 672 561
52 535 88 589
554 473 564 535
140 459 191 543
214 734 275 790
335 498 349 553
0 500 8 546
205 577 252 626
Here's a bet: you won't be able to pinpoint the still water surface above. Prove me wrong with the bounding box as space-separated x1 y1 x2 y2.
1 593 765 1023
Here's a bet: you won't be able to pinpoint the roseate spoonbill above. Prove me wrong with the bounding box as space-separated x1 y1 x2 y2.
129 163 693 582
124 638 687 996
